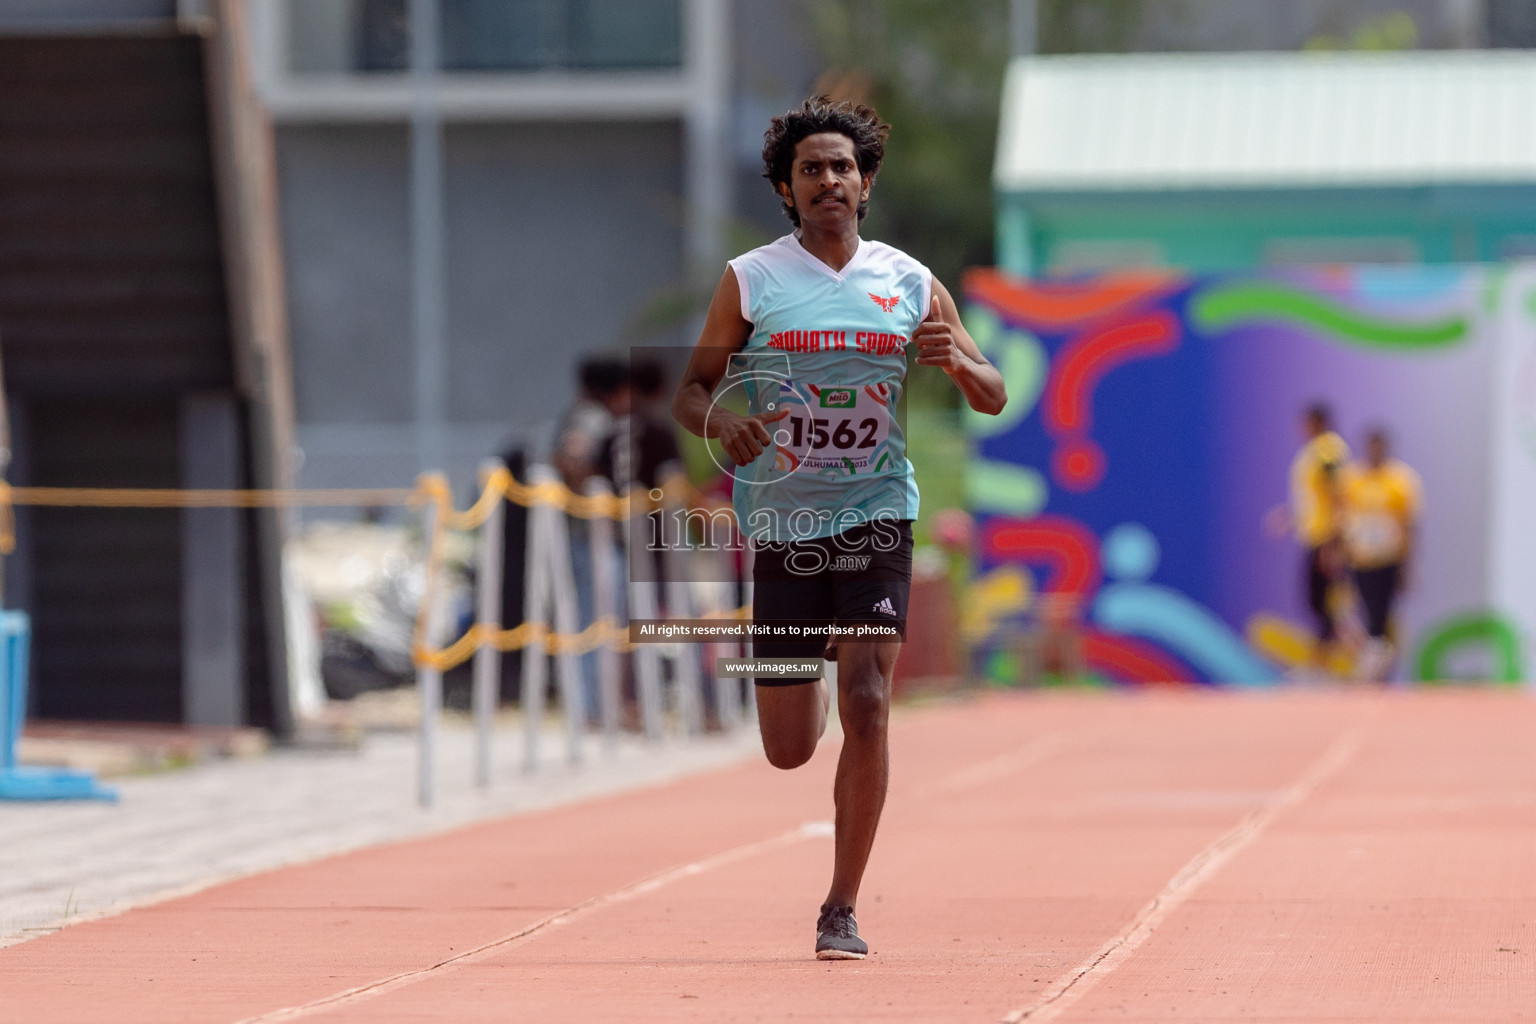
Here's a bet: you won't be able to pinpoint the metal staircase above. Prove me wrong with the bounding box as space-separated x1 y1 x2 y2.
0 18 291 730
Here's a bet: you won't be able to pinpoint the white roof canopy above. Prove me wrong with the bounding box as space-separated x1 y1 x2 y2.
996 50 1536 192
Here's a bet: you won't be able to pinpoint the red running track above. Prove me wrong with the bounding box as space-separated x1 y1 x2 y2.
4 688 1535 1023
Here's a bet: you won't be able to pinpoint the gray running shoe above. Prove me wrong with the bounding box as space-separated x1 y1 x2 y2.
815 904 868 960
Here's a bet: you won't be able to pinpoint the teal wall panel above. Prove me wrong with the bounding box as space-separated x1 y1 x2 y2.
1000 185 1536 275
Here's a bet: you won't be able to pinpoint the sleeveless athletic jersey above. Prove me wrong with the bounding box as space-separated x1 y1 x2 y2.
726 232 930 542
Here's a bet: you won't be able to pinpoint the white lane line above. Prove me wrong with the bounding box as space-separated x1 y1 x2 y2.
231 821 829 1024
916 727 1105 799
1001 729 1362 1024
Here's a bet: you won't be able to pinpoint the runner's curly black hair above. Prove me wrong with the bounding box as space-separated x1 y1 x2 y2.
761 96 890 227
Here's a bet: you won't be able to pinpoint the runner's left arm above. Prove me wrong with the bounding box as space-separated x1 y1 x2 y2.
913 278 1007 415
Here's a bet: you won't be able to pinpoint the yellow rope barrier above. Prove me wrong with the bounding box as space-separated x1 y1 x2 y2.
406 467 733 671
0 467 737 675
0 468 696 550
412 609 754 674
0 484 420 509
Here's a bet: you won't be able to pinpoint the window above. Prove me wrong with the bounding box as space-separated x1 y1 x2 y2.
1047 239 1168 275
1499 236 1536 261
1488 0 1536 48
346 0 682 73
1262 237 1420 267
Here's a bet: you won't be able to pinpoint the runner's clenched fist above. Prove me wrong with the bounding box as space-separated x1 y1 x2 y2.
712 407 790 467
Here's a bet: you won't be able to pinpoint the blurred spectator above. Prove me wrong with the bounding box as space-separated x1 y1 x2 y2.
1267 402 1349 675
606 357 682 493
554 355 631 494
1341 428 1421 683
553 354 631 725
597 357 682 588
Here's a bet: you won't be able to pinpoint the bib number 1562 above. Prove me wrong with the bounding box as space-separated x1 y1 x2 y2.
775 383 893 474
787 415 878 451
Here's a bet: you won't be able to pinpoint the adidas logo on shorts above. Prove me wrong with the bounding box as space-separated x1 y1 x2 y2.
872 597 897 617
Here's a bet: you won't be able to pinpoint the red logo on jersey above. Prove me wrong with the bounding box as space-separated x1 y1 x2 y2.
868 292 900 313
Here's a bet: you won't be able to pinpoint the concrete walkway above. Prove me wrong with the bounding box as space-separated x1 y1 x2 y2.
1 716 762 947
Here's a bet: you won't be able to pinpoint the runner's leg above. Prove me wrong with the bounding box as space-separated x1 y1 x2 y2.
752 564 834 769
823 638 900 909
755 677 830 769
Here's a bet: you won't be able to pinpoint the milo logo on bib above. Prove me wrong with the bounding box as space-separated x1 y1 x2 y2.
820 388 856 409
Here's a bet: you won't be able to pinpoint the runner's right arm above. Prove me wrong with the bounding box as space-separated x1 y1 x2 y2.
672 267 788 467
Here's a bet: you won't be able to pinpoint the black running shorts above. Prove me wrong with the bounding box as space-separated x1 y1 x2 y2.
750 520 913 686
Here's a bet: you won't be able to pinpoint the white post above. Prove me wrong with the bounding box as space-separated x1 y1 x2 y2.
628 485 666 742
586 477 623 752
548 494 586 767
712 575 742 732
667 572 706 735
741 541 757 726
695 572 740 732
661 480 705 736
521 465 585 769
472 460 505 788
408 2 446 804
520 472 551 773
416 497 442 808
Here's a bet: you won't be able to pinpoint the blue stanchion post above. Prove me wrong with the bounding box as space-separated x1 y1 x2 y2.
0 610 117 801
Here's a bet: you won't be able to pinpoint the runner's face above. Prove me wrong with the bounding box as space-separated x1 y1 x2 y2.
779 132 869 229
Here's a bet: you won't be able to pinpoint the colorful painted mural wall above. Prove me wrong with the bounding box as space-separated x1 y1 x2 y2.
960 264 1536 686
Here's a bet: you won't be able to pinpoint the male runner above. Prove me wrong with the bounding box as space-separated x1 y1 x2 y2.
672 96 1006 959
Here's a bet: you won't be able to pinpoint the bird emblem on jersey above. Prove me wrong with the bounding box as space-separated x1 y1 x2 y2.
868 292 900 313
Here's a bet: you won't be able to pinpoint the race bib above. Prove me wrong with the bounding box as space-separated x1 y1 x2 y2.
771 381 894 476
1346 512 1403 564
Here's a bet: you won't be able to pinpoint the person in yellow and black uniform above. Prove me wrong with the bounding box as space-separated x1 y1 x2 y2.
1341 428 1421 683
1284 403 1350 674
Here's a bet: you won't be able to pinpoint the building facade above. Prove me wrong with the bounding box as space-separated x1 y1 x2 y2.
249 0 818 496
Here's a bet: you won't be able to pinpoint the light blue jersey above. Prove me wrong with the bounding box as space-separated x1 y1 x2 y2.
726 232 930 542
